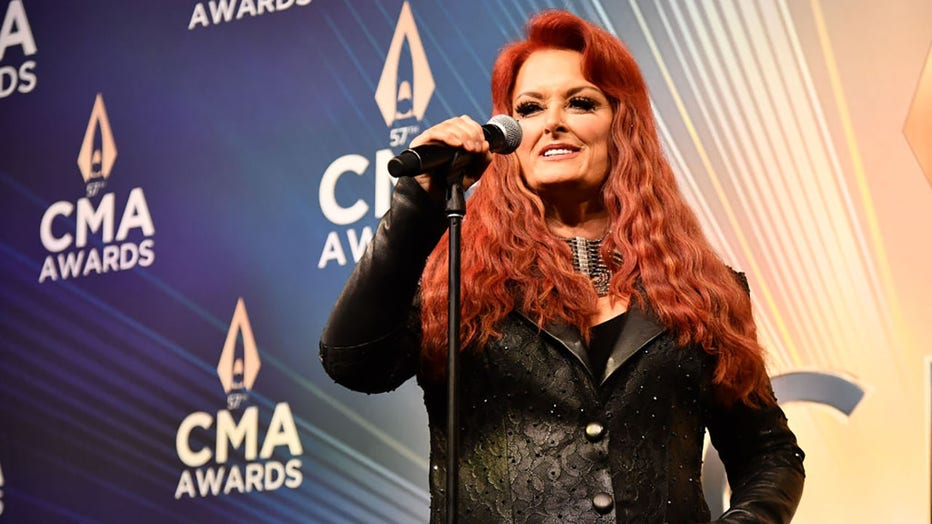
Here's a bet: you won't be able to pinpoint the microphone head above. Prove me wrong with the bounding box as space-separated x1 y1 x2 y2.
484 115 523 154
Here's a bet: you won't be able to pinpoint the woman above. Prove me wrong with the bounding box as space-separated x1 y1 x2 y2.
320 9 804 523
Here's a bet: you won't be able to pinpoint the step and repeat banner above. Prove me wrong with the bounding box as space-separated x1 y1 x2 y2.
1 0 931 522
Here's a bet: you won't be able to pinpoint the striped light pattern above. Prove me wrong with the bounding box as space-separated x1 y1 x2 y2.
594 1 931 522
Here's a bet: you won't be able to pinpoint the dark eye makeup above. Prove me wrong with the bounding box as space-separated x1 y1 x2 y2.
513 93 603 118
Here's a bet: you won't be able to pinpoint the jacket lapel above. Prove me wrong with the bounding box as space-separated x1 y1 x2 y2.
515 305 667 386
541 320 592 377
601 304 666 385
515 311 593 377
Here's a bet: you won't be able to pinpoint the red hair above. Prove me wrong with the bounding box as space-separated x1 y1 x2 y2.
419 10 771 406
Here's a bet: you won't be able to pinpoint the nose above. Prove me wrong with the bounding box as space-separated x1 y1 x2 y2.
543 104 567 134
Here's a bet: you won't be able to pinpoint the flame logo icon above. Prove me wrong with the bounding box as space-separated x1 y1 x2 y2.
374 1 434 127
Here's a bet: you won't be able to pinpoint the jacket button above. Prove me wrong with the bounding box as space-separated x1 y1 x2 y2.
592 492 614 514
584 422 605 442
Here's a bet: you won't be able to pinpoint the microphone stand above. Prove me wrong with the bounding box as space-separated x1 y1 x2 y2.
440 152 467 524
388 116 519 522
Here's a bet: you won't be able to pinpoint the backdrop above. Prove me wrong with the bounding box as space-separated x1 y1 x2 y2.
1 0 931 522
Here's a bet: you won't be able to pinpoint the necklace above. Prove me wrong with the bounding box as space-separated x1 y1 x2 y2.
564 235 612 297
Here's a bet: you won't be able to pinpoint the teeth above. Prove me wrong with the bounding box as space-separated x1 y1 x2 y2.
543 148 574 157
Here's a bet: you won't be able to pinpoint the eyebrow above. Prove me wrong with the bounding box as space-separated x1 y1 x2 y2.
512 85 604 100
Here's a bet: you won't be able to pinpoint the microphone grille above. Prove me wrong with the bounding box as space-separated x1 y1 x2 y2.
487 114 523 153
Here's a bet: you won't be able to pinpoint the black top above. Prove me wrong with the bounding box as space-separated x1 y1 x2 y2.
588 312 627 381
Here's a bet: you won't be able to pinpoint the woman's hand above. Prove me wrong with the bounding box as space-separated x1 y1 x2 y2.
407 115 494 200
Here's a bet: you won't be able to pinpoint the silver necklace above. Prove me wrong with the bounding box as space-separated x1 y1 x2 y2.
564 236 612 296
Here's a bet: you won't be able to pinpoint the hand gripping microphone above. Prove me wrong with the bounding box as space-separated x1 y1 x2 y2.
387 115 522 178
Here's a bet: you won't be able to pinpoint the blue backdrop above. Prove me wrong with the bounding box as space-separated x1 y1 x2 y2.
3 0 932 522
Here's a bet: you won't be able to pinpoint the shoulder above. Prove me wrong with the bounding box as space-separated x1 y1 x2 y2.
726 266 750 293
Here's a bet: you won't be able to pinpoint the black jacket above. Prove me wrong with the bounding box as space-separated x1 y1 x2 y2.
320 178 805 523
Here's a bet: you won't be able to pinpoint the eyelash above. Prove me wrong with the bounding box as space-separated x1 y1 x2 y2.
569 96 598 111
514 96 600 117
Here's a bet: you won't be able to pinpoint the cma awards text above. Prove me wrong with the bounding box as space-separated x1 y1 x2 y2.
175 402 303 499
317 149 399 269
38 189 156 283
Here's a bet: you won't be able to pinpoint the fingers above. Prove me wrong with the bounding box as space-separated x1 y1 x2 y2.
409 115 490 154
407 115 494 198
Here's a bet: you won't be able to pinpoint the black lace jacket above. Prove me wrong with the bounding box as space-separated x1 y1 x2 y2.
320 178 805 523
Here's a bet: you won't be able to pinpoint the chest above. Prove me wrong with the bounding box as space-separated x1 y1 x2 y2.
423 313 715 428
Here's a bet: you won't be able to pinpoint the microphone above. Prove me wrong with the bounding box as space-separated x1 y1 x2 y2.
387 115 522 177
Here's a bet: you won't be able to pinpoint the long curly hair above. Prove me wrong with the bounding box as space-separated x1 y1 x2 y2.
419 10 771 405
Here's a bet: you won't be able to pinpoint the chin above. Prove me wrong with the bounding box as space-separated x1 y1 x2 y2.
532 177 600 195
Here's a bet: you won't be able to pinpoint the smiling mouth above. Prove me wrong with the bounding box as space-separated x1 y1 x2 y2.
542 147 578 158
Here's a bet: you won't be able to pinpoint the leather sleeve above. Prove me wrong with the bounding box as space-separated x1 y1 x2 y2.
318 177 448 393
706 386 806 524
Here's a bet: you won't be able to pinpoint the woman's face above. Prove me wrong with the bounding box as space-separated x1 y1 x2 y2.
511 49 614 199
